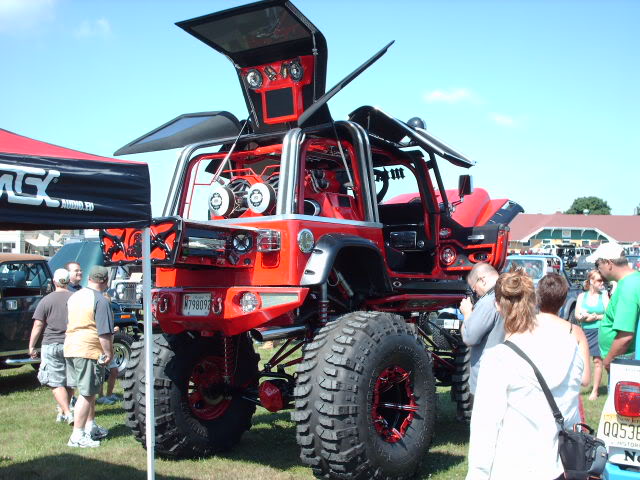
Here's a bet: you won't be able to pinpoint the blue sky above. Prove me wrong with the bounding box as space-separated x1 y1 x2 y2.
1 0 638 216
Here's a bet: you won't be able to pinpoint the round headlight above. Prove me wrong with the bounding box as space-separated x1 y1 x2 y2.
246 69 263 89
289 60 304 82
232 233 253 254
240 292 260 313
247 182 276 214
297 229 314 254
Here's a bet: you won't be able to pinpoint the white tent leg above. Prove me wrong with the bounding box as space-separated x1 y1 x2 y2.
142 228 155 480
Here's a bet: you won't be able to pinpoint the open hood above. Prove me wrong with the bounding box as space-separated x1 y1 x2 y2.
177 0 330 132
349 106 475 168
114 111 241 156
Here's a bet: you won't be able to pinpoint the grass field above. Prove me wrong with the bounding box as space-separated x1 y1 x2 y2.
0 353 607 480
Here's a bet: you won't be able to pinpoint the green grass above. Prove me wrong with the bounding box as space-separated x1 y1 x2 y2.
0 354 607 480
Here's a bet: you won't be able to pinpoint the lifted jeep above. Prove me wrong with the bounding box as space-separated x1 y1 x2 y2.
101 1 522 478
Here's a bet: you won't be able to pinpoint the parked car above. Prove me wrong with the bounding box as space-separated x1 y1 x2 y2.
503 254 580 321
48 240 141 377
597 358 640 479
0 253 53 369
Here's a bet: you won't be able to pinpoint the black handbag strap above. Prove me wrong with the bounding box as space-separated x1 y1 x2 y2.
503 340 565 428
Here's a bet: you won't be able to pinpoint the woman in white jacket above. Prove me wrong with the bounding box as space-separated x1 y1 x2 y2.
466 270 585 480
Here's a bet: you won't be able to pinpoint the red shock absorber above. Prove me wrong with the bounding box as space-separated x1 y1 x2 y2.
222 335 234 384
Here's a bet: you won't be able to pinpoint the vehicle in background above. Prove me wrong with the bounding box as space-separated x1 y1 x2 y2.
504 254 580 321
48 240 141 376
0 254 53 369
627 255 640 272
597 358 640 479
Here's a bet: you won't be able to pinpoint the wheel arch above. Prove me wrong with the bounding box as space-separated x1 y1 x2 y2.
300 233 392 294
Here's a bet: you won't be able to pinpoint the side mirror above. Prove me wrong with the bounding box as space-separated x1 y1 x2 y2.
458 174 474 197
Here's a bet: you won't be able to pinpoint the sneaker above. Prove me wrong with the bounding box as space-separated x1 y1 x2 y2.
56 412 65 423
107 394 121 402
96 396 116 405
68 432 100 448
89 423 108 440
64 412 74 425
69 396 77 412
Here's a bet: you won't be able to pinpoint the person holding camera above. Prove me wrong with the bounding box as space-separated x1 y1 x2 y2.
460 262 504 396
64 266 114 448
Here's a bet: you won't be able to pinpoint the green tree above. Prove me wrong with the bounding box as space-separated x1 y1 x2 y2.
565 196 611 215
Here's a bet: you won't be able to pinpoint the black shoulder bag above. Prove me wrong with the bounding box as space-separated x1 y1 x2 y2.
504 340 608 480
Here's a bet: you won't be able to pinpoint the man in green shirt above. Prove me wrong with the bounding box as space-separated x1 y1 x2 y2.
588 242 640 370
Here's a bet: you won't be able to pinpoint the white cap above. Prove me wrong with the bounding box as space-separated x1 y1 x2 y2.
53 268 70 285
586 242 625 263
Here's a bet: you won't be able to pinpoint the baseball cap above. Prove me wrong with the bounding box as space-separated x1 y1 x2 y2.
586 242 625 263
88 265 109 283
53 268 70 285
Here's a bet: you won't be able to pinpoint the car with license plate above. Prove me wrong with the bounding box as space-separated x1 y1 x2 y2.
0 253 53 369
597 358 640 478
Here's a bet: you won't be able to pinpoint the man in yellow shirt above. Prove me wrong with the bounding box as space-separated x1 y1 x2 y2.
64 266 114 448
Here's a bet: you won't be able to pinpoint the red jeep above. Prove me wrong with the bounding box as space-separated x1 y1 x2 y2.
101 1 522 478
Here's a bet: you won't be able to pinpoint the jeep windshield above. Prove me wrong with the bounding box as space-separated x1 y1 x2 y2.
503 257 547 282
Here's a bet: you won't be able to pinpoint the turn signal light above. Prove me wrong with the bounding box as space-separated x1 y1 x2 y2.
615 381 640 417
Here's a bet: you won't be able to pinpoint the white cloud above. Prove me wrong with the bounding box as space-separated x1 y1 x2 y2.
490 113 516 127
74 18 111 38
424 88 477 104
0 0 56 34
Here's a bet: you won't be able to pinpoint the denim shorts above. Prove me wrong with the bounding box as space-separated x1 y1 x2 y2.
65 357 104 397
37 343 75 388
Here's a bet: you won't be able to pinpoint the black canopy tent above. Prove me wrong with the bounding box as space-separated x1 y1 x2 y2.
0 129 157 478
0 129 151 229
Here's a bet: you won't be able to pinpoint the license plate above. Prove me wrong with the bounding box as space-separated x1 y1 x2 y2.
182 293 211 316
599 414 640 450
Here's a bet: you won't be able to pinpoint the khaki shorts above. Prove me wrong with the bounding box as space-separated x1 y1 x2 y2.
38 343 76 388
65 357 104 397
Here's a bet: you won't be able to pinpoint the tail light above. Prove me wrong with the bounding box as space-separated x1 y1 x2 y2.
257 229 281 252
614 381 640 417
440 247 457 266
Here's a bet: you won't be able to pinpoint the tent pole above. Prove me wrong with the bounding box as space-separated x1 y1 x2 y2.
142 228 155 480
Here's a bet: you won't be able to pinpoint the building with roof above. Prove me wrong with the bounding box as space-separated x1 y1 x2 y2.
508 213 640 252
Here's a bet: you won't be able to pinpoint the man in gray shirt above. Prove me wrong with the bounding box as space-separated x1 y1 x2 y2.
459 262 504 395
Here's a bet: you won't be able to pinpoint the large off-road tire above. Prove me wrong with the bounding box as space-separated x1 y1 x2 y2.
293 311 436 479
113 331 134 378
450 344 472 423
122 333 259 458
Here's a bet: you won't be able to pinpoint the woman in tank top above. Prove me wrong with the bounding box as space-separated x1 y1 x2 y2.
575 269 609 400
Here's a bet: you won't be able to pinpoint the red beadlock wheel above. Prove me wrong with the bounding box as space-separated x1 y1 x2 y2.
188 356 231 421
371 365 418 443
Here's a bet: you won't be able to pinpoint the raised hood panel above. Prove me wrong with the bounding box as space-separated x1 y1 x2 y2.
177 0 329 132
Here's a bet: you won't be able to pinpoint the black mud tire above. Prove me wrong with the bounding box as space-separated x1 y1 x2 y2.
113 331 134 379
450 344 472 423
122 333 259 458
292 311 436 480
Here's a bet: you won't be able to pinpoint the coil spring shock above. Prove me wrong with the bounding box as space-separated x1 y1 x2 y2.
222 335 234 384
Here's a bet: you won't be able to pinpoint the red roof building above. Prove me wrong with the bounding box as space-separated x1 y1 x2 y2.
508 213 640 251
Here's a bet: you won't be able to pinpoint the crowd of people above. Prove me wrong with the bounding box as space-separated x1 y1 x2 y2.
28 261 119 448
463 241 640 479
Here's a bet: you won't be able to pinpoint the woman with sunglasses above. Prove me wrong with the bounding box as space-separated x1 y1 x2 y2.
575 269 609 400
